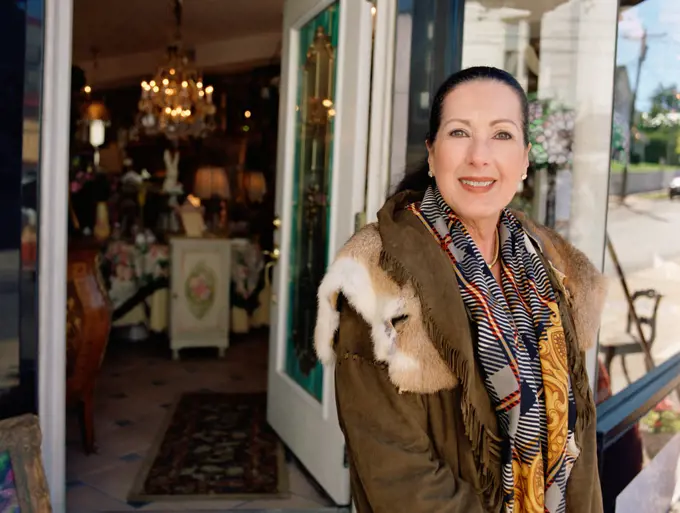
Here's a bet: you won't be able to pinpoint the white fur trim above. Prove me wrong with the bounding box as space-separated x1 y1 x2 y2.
314 257 414 370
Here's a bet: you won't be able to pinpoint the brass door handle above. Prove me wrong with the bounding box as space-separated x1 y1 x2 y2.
263 247 280 261
263 247 280 305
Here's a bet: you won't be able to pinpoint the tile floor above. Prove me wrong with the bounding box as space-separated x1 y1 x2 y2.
66 330 340 512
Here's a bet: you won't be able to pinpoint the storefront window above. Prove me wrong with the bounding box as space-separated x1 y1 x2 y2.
392 0 618 268
0 0 43 418
460 0 618 248
389 0 465 186
602 0 680 393
597 3 680 506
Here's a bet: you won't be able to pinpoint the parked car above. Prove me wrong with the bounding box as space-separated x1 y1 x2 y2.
670 176 680 200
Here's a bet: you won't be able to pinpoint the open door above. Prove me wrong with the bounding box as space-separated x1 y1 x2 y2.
267 0 377 505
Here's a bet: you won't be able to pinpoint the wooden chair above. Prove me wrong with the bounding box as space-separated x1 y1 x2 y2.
66 240 112 454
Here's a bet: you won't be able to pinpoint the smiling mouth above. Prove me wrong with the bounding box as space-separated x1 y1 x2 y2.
460 179 495 188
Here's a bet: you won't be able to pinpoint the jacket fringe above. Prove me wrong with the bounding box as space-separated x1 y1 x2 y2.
379 249 502 507
562 304 596 437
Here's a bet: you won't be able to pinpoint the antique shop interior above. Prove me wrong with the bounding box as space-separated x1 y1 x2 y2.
64 0 334 510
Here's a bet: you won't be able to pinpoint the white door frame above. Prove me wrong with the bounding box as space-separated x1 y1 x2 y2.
267 0 375 505
365 0 398 223
39 0 73 511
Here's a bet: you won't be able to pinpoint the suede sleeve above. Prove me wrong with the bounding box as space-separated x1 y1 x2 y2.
334 297 486 513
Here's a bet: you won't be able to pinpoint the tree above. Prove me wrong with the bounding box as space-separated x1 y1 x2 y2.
647 84 680 120
638 84 680 165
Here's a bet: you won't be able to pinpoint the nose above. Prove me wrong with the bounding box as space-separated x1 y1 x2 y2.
467 137 491 168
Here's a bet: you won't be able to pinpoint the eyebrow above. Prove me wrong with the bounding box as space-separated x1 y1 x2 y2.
443 118 520 130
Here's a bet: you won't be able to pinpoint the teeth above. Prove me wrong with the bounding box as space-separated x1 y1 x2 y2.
461 179 494 187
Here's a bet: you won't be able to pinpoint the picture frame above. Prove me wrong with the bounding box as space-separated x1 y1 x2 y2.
0 414 51 512
176 197 206 237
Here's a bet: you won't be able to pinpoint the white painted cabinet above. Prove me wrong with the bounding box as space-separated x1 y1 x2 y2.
169 237 230 359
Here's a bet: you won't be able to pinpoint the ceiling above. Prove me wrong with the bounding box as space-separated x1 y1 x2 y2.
72 0 284 62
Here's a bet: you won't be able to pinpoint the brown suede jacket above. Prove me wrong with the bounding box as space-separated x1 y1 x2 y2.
314 192 607 513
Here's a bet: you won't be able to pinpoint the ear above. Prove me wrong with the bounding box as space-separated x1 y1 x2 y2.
426 140 434 167
524 142 531 169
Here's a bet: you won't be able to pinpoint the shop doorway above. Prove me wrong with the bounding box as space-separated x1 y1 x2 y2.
44 0 395 511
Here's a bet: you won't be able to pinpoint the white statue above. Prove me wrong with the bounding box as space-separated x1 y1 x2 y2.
162 149 182 194
162 149 184 218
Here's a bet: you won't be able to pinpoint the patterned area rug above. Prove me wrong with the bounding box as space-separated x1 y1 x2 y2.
128 392 288 502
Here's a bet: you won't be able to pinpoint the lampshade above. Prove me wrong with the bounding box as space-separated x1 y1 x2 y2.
89 119 106 148
83 101 110 122
244 171 267 203
194 166 230 199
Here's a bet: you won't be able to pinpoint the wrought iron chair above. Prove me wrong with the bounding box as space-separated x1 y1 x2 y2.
601 288 663 384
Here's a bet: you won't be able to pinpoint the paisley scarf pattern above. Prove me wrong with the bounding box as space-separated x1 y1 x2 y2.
410 186 579 513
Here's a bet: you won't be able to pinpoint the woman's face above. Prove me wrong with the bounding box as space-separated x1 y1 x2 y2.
427 80 530 224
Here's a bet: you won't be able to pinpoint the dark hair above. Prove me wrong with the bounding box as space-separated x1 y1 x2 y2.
393 66 530 195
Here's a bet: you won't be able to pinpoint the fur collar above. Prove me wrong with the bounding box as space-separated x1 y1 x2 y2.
314 199 607 395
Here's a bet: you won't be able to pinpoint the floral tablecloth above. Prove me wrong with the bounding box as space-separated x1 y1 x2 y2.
104 239 170 332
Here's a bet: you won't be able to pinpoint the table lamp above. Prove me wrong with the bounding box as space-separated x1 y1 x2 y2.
244 170 267 203
194 166 230 232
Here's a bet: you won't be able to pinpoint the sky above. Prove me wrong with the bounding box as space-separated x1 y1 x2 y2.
617 0 680 112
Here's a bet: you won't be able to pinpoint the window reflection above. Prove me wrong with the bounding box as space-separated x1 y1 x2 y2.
602 0 680 397
389 0 465 186
0 0 42 416
460 0 617 244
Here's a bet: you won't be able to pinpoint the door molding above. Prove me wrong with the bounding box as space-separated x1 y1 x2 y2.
39 0 74 511
365 0 397 223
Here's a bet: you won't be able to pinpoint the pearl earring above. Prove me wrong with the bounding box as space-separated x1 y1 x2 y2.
428 169 434 178
521 173 527 180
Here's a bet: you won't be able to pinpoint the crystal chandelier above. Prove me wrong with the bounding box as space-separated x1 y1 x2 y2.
137 0 216 139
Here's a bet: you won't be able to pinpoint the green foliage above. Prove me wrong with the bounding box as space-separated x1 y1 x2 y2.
648 84 680 119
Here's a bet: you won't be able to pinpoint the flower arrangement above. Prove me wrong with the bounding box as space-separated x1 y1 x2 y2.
528 95 576 170
641 397 680 434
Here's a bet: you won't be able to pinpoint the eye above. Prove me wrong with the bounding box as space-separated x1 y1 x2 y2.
449 129 468 137
494 131 513 140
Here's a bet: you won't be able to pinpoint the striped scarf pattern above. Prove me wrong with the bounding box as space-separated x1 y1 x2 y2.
411 186 579 513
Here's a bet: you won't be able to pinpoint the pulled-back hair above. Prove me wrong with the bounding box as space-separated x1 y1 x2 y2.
393 66 529 196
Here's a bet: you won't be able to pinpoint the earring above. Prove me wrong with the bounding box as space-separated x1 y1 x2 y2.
428 169 434 178
521 173 527 180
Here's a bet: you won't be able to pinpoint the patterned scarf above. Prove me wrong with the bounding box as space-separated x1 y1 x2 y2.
411 186 579 513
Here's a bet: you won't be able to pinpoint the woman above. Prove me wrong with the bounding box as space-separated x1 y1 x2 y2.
314 66 607 513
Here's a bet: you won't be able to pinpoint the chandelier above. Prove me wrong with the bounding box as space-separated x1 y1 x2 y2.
137 0 216 139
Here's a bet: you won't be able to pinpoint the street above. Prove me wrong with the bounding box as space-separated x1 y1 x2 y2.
605 195 680 275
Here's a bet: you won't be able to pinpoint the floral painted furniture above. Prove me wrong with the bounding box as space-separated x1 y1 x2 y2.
168 236 231 359
103 236 267 341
